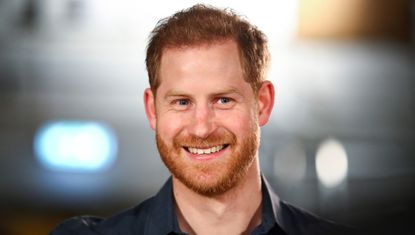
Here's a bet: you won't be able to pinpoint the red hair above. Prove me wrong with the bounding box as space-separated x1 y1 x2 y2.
146 4 270 95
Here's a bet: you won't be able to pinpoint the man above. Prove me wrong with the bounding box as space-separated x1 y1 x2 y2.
51 4 354 235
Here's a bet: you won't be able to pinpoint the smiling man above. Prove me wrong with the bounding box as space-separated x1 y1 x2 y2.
51 4 354 235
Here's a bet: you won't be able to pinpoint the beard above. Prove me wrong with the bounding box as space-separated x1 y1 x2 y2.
156 125 259 197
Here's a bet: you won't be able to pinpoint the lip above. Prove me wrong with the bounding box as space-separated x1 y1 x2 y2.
183 145 229 161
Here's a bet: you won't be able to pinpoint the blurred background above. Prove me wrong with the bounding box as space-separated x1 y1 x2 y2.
0 0 414 234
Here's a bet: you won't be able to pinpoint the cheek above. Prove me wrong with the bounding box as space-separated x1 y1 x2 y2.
217 110 256 137
157 114 187 139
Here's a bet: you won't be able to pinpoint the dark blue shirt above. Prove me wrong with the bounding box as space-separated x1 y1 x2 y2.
50 176 354 235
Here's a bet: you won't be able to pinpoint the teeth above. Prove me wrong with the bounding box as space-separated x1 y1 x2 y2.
188 145 225 155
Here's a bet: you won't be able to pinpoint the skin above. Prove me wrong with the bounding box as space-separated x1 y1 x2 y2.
144 40 275 235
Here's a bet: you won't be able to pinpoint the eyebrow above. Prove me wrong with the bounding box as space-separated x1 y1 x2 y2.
163 88 243 100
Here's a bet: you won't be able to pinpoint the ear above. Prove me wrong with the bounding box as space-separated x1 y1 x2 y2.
257 81 275 127
144 88 157 130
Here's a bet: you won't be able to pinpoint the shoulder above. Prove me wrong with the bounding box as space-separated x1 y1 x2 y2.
278 200 357 235
49 197 157 235
49 216 104 235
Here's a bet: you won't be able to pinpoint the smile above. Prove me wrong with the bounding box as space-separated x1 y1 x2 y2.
185 145 228 155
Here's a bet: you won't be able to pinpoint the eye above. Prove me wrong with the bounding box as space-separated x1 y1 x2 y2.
171 98 191 110
215 97 235 109
217 97 231 104
176 99 189 106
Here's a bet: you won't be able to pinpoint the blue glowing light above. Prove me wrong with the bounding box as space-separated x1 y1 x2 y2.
34 121 118 172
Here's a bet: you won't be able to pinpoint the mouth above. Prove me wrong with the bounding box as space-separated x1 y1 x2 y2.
184 144 229 155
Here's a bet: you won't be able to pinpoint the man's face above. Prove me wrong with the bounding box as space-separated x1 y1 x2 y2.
145 40 273 196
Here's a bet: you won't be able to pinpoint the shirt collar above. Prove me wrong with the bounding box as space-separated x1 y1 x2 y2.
148 175 285 235
147 177 182 234
259 175 287 234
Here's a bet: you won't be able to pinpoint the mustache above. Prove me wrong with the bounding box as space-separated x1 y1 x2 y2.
173 130 236 148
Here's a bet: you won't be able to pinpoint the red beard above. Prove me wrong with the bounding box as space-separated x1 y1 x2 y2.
156 126 259 196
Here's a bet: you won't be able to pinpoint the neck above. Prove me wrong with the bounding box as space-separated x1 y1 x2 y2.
172 158 262 235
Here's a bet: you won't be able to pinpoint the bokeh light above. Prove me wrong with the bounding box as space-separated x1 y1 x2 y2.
34 120 118 172
315 138 348 188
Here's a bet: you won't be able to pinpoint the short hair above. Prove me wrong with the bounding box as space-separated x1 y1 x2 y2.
145 4 270 95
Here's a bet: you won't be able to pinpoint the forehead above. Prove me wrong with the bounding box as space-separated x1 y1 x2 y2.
157 40 249 93
161 40 241 70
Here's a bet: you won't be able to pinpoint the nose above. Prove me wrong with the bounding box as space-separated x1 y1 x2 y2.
188 104 216 139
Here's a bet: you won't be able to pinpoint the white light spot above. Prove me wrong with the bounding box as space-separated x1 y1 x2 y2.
315 138 348 188
34 121 118 172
